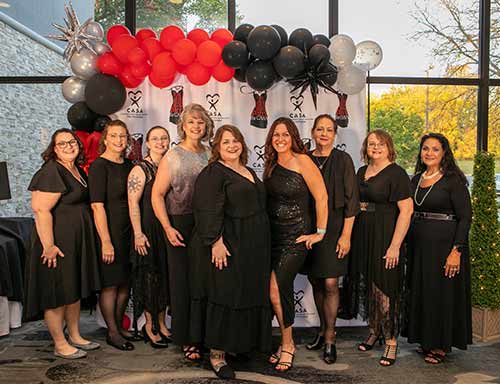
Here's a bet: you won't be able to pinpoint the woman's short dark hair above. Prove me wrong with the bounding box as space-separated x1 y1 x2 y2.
98 119 131 155
360 129 397 164
312 114 338 134
41 128 86 165
177 103 214 142
209 124 249 165
415 132 467 185
264 117 306 178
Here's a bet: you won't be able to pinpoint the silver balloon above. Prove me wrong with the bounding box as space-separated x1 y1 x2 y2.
336 64 366 95
70 48 98 80
353 40 383 71
84 21 104 40
329 34 356 68
93 40 111 56
62 76 87 103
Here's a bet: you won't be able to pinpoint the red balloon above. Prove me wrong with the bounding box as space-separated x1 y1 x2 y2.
152 52 177 79
160 25 185 51
211 28 233 49
97 52 123 76
196 40 222 68
106 25 131 46
177 65 188 74
172 39 197 66
212 60 235 82
131 62 152 78
141 37 164 61
149 71 174 89
136 28 157 42
187 28 210 46
185 62 211 86
127 47 147 64
112 35 139 63
122 314 131 330
119 66 144 88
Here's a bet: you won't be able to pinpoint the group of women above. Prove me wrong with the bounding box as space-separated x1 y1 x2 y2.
23 102 472 377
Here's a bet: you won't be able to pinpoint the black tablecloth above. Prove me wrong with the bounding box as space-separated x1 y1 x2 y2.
0 217 34 302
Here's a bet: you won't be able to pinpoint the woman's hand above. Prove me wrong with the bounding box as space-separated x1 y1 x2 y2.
296 233 325 250
336 234 351 259
164 226 185 247
41 245 64 268
444 247 461 278
134 232 150 256
383 246 399 269
211 238 231 270
102 240 115 264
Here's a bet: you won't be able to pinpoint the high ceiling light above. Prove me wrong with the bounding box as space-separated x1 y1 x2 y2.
0 2 11 8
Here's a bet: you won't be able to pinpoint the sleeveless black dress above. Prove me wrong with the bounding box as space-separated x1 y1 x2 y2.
265 164 313 328
23 160 100 321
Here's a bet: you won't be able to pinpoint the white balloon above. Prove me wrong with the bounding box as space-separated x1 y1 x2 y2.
84 21 104 40
336 64 366 95
329 34 356 68
353 40 383 71
70 48 98 80
61 76 87 103
93 40 111 56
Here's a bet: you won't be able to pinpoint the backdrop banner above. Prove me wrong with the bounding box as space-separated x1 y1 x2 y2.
113 76 367 327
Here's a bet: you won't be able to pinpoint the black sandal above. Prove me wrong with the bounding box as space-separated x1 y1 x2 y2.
121 330 143 342
424 351 445 364
210 351 235 379
323 343 337 364
306 333 325 350
106 334 135 351
268 346 281 364
183 345 202 361
275 350 295 372
379 343 398 366
358 333 383 351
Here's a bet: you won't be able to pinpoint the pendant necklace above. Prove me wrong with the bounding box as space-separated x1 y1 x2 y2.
414 173 437 206
313 151 330 170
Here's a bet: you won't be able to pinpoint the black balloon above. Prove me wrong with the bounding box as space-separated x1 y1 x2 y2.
247 25 281 60
67 102 97 132
308 44 331 68
234 23 254 43
271 24 288 47
289 28 314 53
246 60 277 91
312 34 331 47
319 62 338 86
234 64 248 83
93 115 111 132
273 45 305 78
85 74 126 115
222 40 249 68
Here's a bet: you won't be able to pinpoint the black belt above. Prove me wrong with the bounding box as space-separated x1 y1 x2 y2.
414 211 457 221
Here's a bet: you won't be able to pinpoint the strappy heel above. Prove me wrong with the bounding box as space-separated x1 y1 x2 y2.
358 333 384 351
268 346 281 364
380 342 398 366
424 350 445 364
275 349 295 372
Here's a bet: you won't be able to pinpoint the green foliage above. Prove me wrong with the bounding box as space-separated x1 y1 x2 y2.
470 151 500 309
370 107 424 171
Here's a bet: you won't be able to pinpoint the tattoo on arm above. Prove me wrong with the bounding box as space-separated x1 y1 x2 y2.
128 174 142 193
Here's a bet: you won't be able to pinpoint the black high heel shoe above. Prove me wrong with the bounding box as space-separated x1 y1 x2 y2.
306 333 325 350
142 326 168 349
323 343 337 364
159 330 173 344
358 333 384 351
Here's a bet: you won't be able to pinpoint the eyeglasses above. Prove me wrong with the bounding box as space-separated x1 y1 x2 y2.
109 134 129 140
367 142 386 149
55 139 78 148
149 136 170 142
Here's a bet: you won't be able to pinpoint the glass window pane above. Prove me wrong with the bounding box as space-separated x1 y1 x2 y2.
94 0 126 34
491 2 500 78
236 0 328 35
489 87 500 174
340 0 479 78
0 0 99 76
369 84 478 175
0 84 69 217
135 0 228 34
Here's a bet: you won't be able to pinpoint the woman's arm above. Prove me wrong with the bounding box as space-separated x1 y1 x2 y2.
337 216 355 259
384 197 413 269
296 154 328 249
128 165 149 256
151 154 185 247
91 202 114 264
31 190 64 268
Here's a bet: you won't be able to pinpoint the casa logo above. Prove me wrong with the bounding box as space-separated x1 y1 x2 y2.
288 94 313 123
251 144 265 170
205 93 229 122
124 90 147 118
294 290 307 314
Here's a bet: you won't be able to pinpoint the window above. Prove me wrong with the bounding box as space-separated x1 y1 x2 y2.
489 87 500 173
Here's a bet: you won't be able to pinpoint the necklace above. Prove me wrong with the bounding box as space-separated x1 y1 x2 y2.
421 169 441 180
313 153 330 169
414 174 436 206
58 161 87 187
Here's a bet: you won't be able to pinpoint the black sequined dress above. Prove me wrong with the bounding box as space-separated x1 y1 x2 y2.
265 164 313 327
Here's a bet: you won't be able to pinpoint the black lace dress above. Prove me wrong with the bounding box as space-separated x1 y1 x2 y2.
131 160 169 332
265 164 313 328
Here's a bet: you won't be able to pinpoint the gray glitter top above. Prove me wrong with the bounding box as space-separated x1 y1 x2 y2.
165 145 210 215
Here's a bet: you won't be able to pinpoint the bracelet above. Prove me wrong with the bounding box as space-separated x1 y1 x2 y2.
316 227 326 235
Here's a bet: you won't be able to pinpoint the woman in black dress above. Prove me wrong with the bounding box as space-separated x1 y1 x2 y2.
305 114 359 364
190 125 272 379
24 128 100 359
128 126 171 348
152 103 213 361
89 120 136 351
264 117 328 372
406 133 472 364
349 129 413 366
